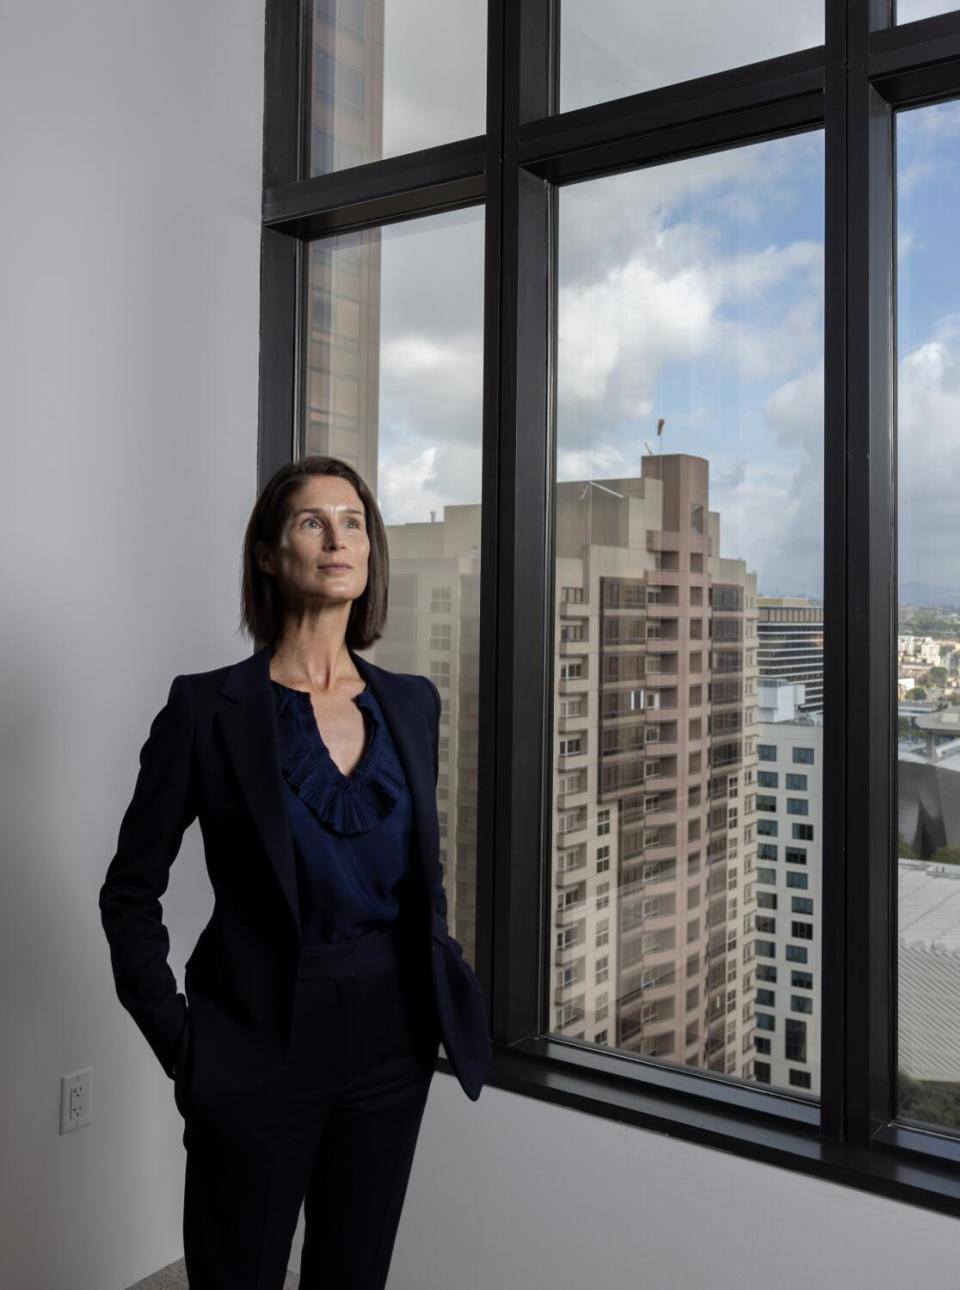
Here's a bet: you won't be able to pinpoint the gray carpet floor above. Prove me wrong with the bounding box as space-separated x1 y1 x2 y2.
127 1259 300 1288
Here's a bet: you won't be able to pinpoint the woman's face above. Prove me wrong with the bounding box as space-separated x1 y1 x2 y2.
258 474 371 612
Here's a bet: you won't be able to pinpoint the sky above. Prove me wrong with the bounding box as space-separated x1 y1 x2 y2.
314 2 960 602
556 131 825 598
898 100 960 598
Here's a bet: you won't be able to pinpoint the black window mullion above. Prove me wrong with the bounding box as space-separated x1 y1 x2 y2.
871 8 960 107
468 0 507 1022
486 0 554 1046
263 0 307 189
820 0 849 1149
263 139 487 238
519 48 826 183
258 228 301 482
842 0 897 1149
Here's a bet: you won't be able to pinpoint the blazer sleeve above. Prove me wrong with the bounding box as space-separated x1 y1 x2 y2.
422 674 441 788
98 673 197 1078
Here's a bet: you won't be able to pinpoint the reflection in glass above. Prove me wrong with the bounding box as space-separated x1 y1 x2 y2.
303 208 485 967
308 0 486 176
560 0 822 114
896 101 960 1134
551 133 824 1095
897 0 959 22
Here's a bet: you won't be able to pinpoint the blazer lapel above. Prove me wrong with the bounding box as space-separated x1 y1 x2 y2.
215 642 437 943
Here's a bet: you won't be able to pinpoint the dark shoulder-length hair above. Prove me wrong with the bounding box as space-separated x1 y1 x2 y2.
239 455 388 652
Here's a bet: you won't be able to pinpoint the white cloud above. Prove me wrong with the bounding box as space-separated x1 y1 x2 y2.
899 317 960 588
557 235 822 427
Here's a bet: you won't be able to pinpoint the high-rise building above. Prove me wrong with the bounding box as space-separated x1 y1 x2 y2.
304 1 387 476
754 697 823 1096
380 505 482 962
757 597 824 715
550 454 760 1080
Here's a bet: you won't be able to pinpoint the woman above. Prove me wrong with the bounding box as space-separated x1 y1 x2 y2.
99 455 491 1290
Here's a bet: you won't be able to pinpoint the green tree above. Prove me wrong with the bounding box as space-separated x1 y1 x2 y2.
898 833 917 859
907 687 927 700
898 1070 960 1131
929 666 948 687
932 847 960 866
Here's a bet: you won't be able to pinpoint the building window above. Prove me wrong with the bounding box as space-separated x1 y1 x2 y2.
261 0 960 1220
785 1019 808 1063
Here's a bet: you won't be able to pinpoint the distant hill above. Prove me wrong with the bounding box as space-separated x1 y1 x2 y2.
899 582 960 609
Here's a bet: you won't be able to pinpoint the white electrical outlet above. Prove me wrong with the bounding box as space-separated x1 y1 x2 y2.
60 1067 92 1134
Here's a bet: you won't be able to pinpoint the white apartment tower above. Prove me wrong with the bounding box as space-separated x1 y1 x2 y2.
552 454 761 1081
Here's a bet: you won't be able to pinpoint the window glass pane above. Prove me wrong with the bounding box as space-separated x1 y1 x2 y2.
302 207 485 972
550 133 824 1092
898 1 960 22
560 1 822 114
896 100 960 1133
308 0 486 176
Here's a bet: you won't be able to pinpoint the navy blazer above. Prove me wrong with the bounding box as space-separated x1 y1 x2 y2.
98 642 492 1105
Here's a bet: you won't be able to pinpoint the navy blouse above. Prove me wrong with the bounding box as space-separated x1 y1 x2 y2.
271 678 417 944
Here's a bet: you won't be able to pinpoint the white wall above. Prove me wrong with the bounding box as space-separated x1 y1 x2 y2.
396 1078 960 1289
1 4 959 1289
0 2 265 1287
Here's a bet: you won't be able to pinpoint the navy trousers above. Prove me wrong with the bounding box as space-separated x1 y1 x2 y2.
180 924 441 1290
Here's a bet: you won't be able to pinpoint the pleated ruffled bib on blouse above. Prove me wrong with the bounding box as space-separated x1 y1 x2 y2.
271 679 407 836
269 677 417 945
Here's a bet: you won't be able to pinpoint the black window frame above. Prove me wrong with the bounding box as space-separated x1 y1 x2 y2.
260 0 960 1220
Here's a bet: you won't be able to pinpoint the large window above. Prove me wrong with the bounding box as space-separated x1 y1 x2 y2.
549 132 824 1091
261 0 960 1220
308 0 486 174
301 210 486 970
896 99 960 1134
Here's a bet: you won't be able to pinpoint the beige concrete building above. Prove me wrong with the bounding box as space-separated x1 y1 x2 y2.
551 454 761 1080
374 453 766 1083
